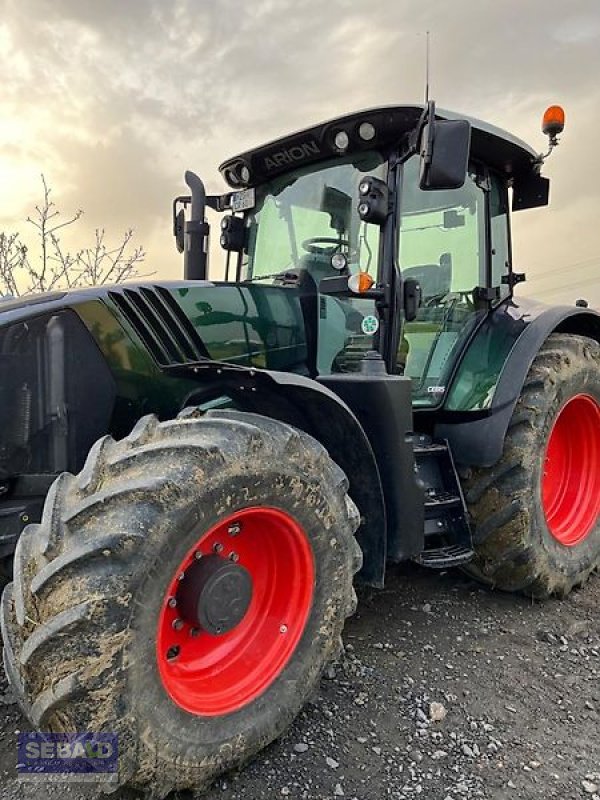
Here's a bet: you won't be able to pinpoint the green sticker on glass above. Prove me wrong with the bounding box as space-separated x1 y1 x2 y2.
361 315 379 335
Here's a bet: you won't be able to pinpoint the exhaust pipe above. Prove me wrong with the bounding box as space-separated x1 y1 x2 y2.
184 171 209 280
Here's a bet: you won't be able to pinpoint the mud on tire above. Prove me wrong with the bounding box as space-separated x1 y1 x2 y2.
1 409 362 797
462 334 600 598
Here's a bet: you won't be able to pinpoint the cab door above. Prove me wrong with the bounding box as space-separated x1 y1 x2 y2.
397 155 489 407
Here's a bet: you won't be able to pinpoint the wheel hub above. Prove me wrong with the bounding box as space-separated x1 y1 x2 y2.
177 555 253 635
156 507 315 716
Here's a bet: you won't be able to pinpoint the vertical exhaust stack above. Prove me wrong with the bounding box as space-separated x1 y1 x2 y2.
184 171 209 280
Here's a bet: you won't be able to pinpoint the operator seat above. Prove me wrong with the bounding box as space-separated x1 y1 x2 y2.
403 261 452 301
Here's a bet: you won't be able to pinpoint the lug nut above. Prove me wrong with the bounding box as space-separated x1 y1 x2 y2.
172 618 184 631
280 624 288 634
229 552 239 562
228 522 241 537
178 572 185 581
213 542 224 554
166 645 180 661
167 597 177 608
194 551 203 560
189 627 200 638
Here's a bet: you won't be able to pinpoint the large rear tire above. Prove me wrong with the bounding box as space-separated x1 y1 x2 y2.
1 409 361 796
463 334 600 598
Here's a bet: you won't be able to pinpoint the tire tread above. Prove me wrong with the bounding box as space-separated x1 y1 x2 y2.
463 333 600 597
2 409 362 795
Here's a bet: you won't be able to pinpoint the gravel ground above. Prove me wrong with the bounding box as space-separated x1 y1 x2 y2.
1 563 599 800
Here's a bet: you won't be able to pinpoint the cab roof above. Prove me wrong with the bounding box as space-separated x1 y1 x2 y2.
219 104 542 189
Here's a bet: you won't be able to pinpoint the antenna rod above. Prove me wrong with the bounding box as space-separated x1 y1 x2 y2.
425 30 430 104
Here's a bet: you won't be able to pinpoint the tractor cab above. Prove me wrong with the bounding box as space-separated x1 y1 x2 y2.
175 103 554 408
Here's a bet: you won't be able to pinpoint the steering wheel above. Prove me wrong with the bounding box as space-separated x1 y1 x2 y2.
302 237 350 255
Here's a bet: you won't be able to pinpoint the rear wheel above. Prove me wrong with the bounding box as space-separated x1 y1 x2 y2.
1 409 361 796
463 334 600 597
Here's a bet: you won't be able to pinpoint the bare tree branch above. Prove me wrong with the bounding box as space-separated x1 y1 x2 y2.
69 228 148 288
0 232 28 296
1 174 148 298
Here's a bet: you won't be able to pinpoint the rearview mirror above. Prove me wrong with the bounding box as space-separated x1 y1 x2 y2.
403 277 422 322
174 208 185 253
419 118 471 191
322 186 351 235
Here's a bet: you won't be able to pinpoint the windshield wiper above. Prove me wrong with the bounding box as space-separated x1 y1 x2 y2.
244 270 296 283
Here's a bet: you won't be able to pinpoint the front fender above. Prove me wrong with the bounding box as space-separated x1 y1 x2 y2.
176 364 387 586
436 303 600 468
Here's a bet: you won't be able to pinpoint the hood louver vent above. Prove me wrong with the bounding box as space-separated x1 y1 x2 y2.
108 286 209 366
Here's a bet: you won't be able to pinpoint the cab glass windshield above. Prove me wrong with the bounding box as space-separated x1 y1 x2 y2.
241 152 386 282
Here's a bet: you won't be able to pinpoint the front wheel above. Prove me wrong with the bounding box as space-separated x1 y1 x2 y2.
1 409 361 796
463 334 600 598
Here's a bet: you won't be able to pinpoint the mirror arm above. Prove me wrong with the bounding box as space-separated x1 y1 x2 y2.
407 103 432 156
319 275 385 300
420 100 436 167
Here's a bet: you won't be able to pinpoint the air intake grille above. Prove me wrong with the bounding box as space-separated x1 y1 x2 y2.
108 286 209 366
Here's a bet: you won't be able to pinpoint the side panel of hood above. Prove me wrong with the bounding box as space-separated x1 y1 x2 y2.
103 283 311 374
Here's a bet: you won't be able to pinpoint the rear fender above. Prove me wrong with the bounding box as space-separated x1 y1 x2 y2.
436 306 600 468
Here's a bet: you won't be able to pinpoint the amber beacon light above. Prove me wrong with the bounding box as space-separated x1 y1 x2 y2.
542 105 565 139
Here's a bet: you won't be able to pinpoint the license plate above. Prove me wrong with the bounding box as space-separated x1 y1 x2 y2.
230 188 255 212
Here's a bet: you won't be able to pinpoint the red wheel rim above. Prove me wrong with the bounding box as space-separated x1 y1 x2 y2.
156 507 315 716
542 394 600 546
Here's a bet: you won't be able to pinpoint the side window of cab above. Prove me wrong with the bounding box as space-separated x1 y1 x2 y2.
489 171 511 299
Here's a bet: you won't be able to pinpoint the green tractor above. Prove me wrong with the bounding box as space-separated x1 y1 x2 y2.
1 101 599 795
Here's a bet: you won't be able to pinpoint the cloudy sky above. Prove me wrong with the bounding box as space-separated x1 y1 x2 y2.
1 0 600 305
